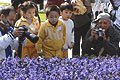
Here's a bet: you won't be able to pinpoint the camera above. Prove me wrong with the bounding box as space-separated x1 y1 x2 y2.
95 27 104 41
19 25 39 43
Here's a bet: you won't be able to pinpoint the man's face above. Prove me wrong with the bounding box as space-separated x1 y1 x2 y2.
47 11 59 24
5 10 16 25
97 19 111 30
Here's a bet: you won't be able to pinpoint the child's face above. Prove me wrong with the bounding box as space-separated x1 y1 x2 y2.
47 11 59 24
61 9 72 20
24 8 36 19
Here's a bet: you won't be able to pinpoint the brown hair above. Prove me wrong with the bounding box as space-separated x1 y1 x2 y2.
46 5 60 17
21 1 37 13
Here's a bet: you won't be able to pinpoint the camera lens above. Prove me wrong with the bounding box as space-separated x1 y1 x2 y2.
19 25 39 43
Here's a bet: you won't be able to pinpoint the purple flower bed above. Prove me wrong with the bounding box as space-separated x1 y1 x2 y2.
0 56 120 80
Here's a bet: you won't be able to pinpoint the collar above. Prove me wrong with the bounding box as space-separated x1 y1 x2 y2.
46 20 63 28
49 21 58 27
0 21 11 33
0 26 13 35
0 20 10 29
20 16 37 25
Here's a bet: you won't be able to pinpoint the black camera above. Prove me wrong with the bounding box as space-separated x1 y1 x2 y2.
19 25 39 43
95 27 104 41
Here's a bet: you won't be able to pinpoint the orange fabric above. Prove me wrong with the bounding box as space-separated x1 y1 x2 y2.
63 50 68 58
43 48 63 58
36 20 66 58
46 0 64 8
22 46 39 59
15 16 40 59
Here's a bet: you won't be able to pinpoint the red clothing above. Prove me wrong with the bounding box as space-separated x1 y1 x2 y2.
46 0 64 8
45 0 71 13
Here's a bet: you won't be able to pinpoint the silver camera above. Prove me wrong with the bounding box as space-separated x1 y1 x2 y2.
95 28 105 41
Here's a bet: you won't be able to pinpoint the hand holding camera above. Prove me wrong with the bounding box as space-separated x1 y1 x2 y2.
95 27 105 41
15 25 39 43
89 27 106 41
16 25 39 58
89 29 98 41
12 27 24 38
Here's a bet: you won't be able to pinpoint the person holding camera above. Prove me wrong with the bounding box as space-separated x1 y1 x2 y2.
0 6 26 60
82 13 120 56
15 1 40 59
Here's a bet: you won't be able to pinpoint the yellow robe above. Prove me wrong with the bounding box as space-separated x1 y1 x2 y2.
15 16 40 59
36 20 66 58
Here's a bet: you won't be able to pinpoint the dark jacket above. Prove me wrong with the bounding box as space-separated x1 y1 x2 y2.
82 25 120 56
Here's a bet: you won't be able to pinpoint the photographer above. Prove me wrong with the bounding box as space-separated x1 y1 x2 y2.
82 13 120 56
0 6 26 59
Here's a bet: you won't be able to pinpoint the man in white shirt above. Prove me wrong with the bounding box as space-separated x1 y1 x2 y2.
0 6 26 59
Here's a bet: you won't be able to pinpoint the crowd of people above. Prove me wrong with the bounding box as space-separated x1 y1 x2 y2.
0 0 120 60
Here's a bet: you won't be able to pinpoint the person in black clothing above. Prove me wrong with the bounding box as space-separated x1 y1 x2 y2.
71 0 92 57
82 13 120 56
